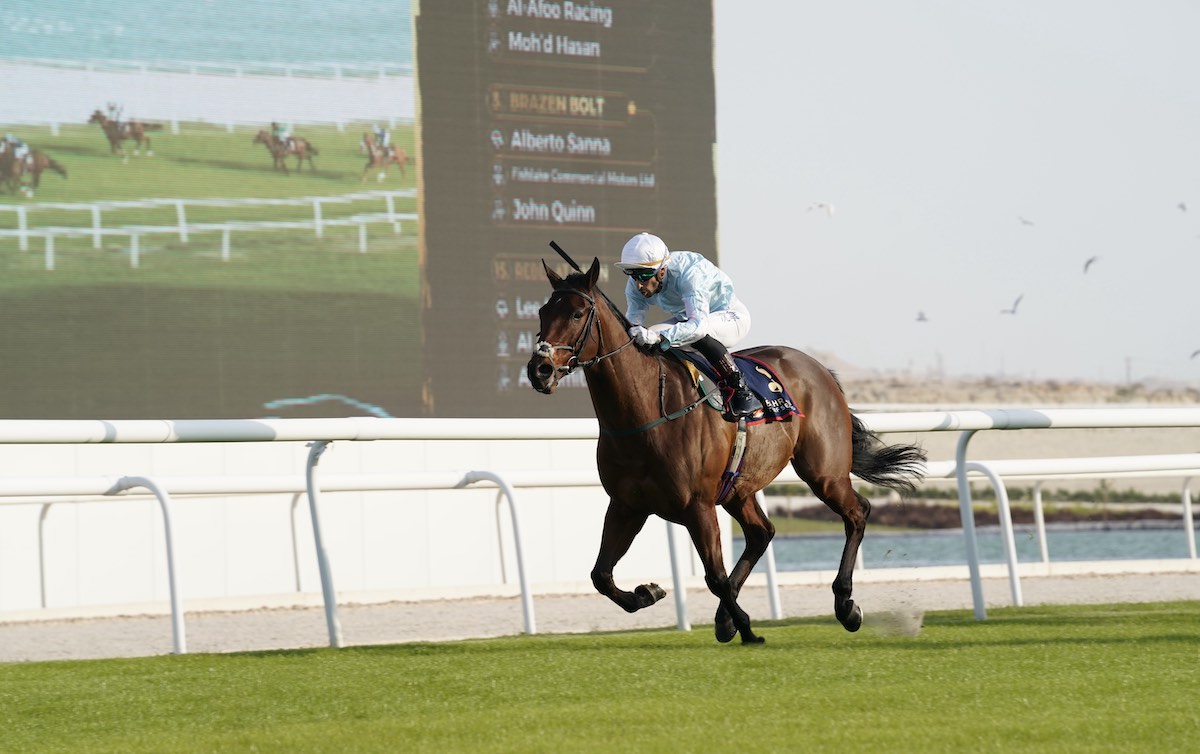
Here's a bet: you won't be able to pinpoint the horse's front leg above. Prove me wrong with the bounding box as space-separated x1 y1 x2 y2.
591 501 666 613
714 493 776 643
686 504 763 644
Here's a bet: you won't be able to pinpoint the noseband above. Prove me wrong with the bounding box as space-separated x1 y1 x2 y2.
534 288 634 375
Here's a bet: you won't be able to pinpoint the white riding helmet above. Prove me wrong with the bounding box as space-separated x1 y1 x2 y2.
615 232 669 271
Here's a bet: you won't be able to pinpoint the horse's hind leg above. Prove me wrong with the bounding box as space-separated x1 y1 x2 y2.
590 501 667 613
806 473 870 631
713 493 775 642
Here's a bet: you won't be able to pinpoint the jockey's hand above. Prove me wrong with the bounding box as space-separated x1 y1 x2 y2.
629 326 661 347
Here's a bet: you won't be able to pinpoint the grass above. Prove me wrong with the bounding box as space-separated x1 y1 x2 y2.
0 120 425 418
0 121 419 293
1 121 416 205
1 602 1196 752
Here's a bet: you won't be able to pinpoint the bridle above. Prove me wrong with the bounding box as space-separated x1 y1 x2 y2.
533 288 635 376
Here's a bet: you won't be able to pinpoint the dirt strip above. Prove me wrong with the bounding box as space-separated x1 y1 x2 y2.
2 571 1197 664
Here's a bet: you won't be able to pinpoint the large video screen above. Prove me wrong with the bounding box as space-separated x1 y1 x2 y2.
0 0 715 419
418 0 717 417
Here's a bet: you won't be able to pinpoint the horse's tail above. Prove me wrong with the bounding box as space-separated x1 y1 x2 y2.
48 159 67 178
849 414 927 493
144 122 164 131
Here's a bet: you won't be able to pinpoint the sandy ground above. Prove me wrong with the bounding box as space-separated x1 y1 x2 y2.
2 569 1197 664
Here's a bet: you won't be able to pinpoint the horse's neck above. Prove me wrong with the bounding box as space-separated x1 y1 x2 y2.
582 317 679 426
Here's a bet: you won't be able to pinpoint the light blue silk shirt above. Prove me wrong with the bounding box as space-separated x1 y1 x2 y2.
624 251 736 346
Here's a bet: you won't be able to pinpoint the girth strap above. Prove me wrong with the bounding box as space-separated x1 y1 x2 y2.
714 417 749 504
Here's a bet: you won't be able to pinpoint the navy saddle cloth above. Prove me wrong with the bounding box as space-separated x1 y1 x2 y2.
674 351 803 424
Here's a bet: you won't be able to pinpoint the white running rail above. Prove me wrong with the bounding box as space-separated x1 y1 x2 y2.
0 190 416 256
1 409 1199 650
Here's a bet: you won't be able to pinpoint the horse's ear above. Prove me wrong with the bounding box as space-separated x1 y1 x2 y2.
586 257 600 288
543 259 564 287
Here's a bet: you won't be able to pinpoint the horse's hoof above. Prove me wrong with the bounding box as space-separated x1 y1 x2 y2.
634 583 666 607
740 631 765 645
840 604 864 633
715 616 736 643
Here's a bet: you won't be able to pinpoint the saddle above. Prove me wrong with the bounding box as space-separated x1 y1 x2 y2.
670 351 803 425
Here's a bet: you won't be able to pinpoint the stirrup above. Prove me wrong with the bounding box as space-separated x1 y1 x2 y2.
725 389 759 419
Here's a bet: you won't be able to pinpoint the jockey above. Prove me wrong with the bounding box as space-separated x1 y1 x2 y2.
106 102 124 133
2 133 31 168
271 121 293 151
617 232 759 419
373 124 391 154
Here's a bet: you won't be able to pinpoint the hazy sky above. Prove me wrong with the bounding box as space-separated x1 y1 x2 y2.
712 1 1199 384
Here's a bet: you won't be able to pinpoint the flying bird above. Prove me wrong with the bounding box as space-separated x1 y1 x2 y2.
1191 348 1200 360
1018 216 1035 226
1000 294 1023 315
806 202 835 217
1083 256 1099 274
916 311 928 322
1179 202 1188 213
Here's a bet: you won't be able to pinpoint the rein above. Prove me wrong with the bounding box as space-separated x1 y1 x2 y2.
534 287 704 437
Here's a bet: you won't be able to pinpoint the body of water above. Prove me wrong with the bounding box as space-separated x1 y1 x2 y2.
2 1 416 127
2 0 412 65
749 525 1197 572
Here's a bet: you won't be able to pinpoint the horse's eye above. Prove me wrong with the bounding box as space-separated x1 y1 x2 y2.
572 310 584 320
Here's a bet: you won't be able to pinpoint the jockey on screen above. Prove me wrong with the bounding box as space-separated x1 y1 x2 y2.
271 122 293 152
617 232 759 419
2 133 31 168
373 124 391 154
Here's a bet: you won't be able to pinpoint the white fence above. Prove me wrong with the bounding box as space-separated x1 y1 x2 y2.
0 190 416 265
1 410 1199 653
2 57 412 80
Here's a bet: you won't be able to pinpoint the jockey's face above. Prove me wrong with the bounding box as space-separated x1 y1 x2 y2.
630 267 664 297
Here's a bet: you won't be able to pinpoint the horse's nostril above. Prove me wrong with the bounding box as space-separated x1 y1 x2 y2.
536 363 553 378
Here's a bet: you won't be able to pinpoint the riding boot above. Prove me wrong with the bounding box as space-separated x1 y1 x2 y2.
691 335 758 418
712 352 760 418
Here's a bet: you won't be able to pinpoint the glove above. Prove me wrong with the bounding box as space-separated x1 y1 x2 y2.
629 326 661 347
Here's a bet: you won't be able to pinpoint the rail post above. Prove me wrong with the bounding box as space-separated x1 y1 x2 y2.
90 205 102 249
955 430 987 620
305 440 343 648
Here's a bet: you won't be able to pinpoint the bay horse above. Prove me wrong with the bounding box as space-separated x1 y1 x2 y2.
0 148 67 194
88 109 162 158
526 258 926 644
360 132 407 183
254 130 318 175
5 150 66 194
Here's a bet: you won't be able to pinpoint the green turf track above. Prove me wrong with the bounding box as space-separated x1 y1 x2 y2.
1 601 1196 753
0 121 424 418
0 121 419 292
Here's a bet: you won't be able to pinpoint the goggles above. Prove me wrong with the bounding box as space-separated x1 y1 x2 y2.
625 268 658 283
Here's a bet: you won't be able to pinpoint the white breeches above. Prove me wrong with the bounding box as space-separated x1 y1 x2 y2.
648 296 751 350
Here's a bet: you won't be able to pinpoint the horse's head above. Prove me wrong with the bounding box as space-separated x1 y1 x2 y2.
526 257 603 394
253 131 269 144
88 110 104 124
